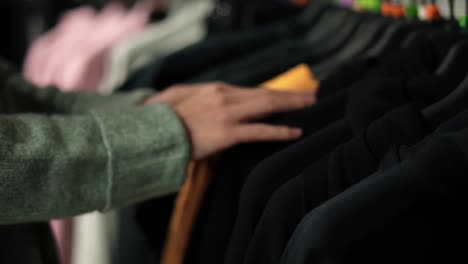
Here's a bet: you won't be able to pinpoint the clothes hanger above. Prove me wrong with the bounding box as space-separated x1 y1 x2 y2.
423 1 468 129
401 0 447 47
366 21 424 57
320 12 391 61
423 41 468 128
297 0 335 26
435 41 468 82
366 0 428 57
425 0 468 57
335 0 395 52
302 8 367 62
305 0 394 65
399 0 468 73
422 42 468 129
302 7 358 50
287 0 356 50
310 5 393 78
431 0 468 80
300 0 387 55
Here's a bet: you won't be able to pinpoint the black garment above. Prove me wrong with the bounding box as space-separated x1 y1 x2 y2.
280 130 468 264
138 39 435 264
188 19 438 88
278 103 468 264
242 105 428 264
0 0 63 67
206 0 305 34
223 72 449 264
121 7 354 91
188 35 321 86
187 8 360 86
182 89 347 264
0 223 58 264
184 75 395 264
188 71 446 264
119 19 301 91
115 206 157 264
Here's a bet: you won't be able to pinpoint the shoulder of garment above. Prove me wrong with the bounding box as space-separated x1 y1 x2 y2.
280 126 468 264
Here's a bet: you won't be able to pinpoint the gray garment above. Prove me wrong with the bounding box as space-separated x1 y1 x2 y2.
99 0 213 94
0 58 190 263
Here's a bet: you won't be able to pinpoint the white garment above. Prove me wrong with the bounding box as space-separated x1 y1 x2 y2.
72 212 118 264
99 0 214 94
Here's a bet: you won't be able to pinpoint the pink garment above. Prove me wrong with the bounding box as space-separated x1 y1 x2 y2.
55 3 150 91
23 2 151 92
50 219 74 264
23 7 97 88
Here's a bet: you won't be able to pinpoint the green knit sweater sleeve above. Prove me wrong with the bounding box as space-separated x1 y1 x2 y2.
0 60 191 224
0 58 153 114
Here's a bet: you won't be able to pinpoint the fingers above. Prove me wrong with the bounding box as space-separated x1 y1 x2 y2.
145 86 193 106
232 124 303 143
168 86 194 101
197 82 270 103
230 90 316 121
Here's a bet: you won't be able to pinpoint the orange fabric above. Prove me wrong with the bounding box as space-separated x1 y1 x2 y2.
161 64 318 264
261 64 319 92
162 160 213 264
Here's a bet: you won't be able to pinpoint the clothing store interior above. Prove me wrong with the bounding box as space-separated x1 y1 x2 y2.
2 0 468 263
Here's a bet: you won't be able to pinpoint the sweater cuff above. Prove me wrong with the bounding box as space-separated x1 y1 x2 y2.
89 103 191 210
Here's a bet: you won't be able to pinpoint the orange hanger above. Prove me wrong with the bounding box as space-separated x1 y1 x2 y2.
425 3 441 21
381 1 393 16
390 3 405 18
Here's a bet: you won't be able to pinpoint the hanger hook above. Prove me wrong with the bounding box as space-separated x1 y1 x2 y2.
448 0 454 21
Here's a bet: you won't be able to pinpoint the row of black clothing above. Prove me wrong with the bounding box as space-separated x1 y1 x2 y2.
118 4 468 264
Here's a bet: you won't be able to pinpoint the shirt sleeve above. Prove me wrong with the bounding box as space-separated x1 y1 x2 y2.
0 59 191 224
0 58 153 114
0 104 191 224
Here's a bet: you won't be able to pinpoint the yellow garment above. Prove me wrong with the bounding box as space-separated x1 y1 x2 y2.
161 63 318 264
262 64 319 92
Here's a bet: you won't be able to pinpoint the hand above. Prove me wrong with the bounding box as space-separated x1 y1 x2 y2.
144 85 194 107
172 82 316 160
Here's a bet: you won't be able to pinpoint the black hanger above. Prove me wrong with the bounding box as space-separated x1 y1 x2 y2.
303 9 367 61
297 0 335 26
335 12 392 58
302 8 357 50
291 0 362 52
436 41 468 82
311 11 392 78
400 0 464 67
366 20 425 57
366 0 432 57
430 0 468 78
401 0 450 49
423 41 468 128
